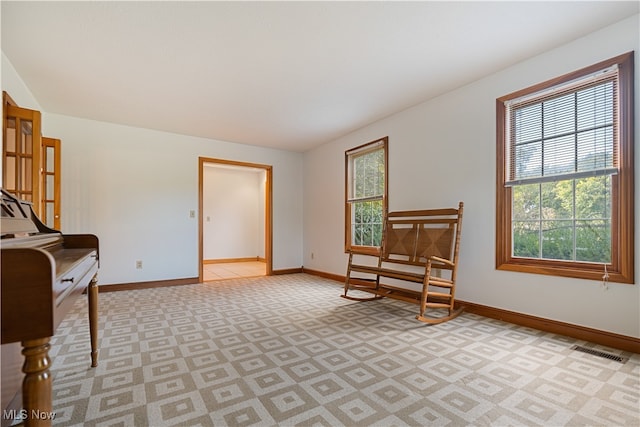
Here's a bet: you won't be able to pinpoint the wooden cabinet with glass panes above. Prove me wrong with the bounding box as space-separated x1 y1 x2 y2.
3 92 61 229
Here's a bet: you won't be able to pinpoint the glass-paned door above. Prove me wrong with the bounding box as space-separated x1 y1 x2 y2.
3 104 42 216
42 137 61 229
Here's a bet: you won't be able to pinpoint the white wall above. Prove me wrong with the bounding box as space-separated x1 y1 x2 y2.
203 166 264 260
2 51 304 285
1 53 41 111
303 15 640 338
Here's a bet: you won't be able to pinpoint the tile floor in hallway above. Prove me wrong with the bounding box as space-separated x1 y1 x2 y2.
203 260 266 281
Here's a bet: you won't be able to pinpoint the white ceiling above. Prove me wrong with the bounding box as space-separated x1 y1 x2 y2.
2 1 638 152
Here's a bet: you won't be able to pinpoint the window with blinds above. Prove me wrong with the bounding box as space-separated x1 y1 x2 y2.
495 51 634 283
505 66 618 187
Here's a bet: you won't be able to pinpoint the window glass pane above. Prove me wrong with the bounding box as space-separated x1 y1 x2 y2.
351 148 384 200
575 176 611 219
353 155 365 198
45 202 54 228
514 141 542 179
576 127 613 171
576 81 613 131
5 156 16 190
513 220 539 257
364 154 376 197
353 224 362 246
362 224 374 246
364 201 374 244
46 146 55 172
5 118 16 152
46 175 55 199
514 103 541 143
354 201 363 225
21 120 33 154
20 158 32 191
373 221 382 247
376 149 385 196
543 93 575 138
512 183 540 220
576 219 611 262
351 199 383 246
541 220 573 260
541 180 573 220
543 134 575 176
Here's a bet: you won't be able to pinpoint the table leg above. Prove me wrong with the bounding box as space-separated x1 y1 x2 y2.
88 274 99 367
21 338 52 427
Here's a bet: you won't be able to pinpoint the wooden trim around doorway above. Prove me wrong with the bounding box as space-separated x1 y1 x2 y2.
198 157 273 282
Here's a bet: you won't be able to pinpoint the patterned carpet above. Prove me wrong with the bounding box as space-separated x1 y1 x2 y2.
46 274 638 426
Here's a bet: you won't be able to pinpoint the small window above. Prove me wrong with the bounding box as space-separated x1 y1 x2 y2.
496 52 634 283
345 137 388 254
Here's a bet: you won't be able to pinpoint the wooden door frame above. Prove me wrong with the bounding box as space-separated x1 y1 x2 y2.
198 157 273 282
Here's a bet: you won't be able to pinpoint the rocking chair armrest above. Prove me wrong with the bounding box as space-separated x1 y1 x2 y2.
429 256 454 267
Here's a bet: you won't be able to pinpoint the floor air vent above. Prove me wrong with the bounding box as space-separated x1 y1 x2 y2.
571 345 628 363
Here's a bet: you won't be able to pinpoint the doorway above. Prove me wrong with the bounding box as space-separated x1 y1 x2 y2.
198 157 273 282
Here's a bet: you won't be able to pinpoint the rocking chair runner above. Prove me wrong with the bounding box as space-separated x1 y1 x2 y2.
342 202 464 324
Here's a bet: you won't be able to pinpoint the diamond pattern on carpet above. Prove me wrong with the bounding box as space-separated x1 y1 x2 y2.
44 274 639 426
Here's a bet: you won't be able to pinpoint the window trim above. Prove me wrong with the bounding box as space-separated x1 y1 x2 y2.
496 52 634 284
345 136 388 255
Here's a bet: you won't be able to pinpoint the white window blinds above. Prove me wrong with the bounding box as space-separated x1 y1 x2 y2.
505 65 618 186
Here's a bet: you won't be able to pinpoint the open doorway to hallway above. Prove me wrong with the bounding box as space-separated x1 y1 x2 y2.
198 157 273 282
203 260 266 281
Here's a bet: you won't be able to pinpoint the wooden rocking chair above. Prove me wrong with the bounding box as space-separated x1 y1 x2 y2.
342 202 464 324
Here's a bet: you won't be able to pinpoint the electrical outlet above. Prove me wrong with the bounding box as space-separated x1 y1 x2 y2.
311 252 315 259
136 260 143 269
